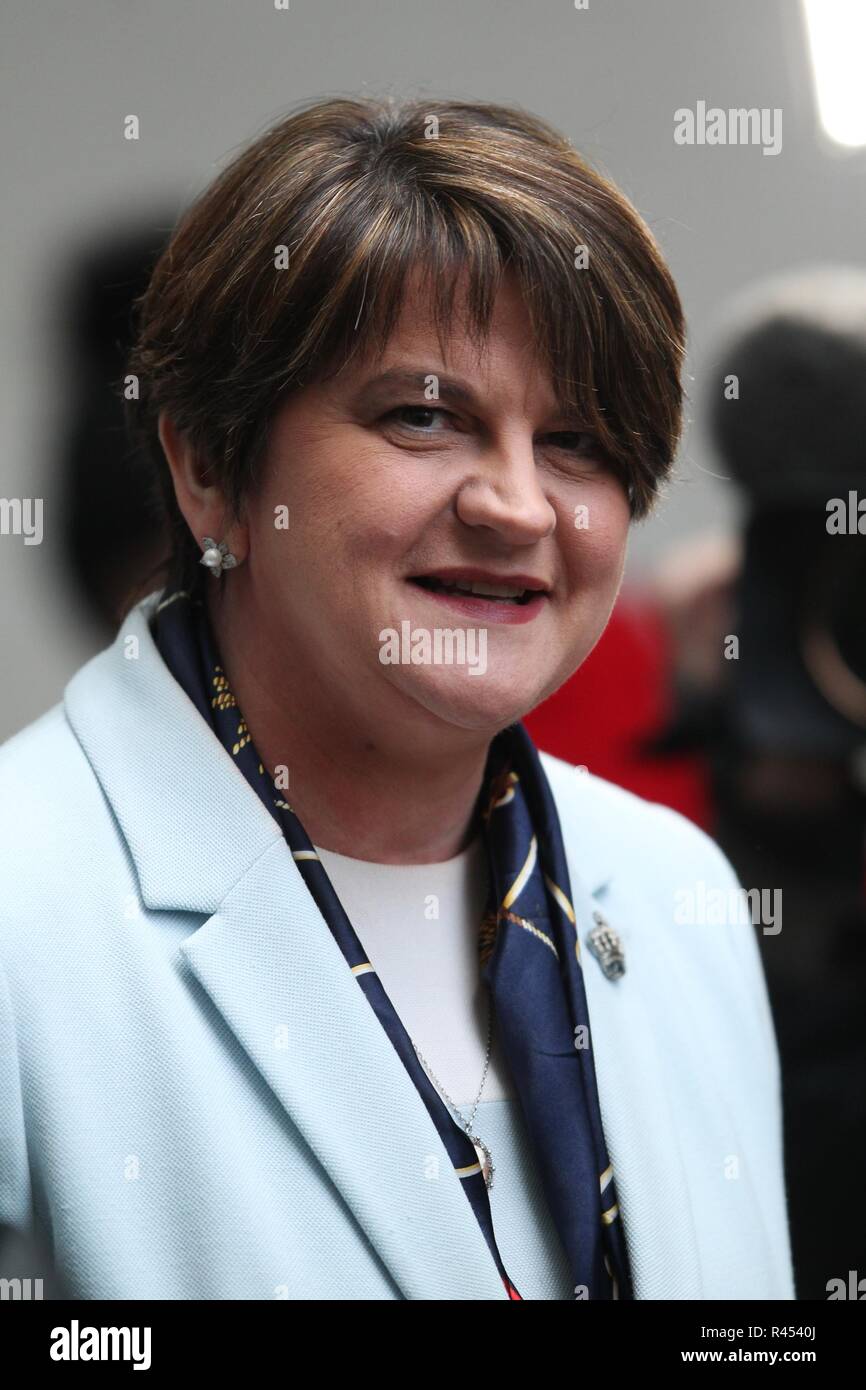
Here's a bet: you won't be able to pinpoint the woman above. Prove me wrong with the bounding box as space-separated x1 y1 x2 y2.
0 96 794 1300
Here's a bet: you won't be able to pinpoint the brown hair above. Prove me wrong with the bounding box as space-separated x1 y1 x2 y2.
125 95 686 594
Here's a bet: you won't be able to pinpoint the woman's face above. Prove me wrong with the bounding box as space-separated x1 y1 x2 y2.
238 269 632 736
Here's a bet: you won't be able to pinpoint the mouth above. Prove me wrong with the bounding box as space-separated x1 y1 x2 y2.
408 571 550 607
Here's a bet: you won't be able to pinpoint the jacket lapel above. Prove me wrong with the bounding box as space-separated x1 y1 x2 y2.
179 839 510 1299
64 592 508 1300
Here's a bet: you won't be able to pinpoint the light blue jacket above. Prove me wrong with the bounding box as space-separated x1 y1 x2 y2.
0 592 795 1299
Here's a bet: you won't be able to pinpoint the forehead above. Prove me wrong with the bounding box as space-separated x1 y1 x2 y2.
331 266 559 411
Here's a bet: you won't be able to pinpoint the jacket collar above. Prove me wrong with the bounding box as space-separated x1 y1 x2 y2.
65 592 283 913
64 592 701 1299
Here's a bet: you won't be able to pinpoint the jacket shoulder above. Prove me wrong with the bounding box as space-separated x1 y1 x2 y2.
0 702 103 834
0 702 125 940
539 749 732 886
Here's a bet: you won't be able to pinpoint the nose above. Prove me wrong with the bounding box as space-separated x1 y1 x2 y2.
454 433 557 544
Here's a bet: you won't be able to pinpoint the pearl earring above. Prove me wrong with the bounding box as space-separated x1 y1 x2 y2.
199 537 238 577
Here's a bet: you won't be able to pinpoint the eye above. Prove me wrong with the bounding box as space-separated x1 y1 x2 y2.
382 405 455 433
542 429 604 457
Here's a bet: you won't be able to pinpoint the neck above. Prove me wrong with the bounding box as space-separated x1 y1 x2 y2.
206 586 493 865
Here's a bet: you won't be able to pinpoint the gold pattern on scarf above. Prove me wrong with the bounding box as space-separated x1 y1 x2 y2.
210 665 250 754
479 906 558 967
481 766 519 821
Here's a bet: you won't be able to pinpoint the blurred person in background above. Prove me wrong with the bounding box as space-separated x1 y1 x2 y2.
56 224 174 638
648 266 866 1299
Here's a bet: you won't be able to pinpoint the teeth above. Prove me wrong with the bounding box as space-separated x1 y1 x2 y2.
448 580 526 598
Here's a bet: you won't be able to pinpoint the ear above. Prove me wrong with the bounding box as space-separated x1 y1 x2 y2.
157 412 248 563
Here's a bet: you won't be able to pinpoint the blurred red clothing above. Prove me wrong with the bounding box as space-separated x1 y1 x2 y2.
525 595 713 831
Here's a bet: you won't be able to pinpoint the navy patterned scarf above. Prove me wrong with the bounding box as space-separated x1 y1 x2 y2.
152 582 633 1301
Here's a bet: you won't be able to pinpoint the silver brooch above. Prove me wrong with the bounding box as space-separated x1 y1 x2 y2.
587 910 626 980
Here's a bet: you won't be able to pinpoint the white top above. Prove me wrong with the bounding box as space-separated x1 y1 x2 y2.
314 837 575 1299
315 836 512 1105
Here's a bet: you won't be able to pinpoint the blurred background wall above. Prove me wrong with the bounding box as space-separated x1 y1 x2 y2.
0 0 862 739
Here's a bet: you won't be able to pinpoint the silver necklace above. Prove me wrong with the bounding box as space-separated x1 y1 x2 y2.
412 990 496 1189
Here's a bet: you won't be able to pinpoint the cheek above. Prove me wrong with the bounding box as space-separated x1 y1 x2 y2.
286 437 437 556
248 452 358 576
559 492 630 592
247 455 438 615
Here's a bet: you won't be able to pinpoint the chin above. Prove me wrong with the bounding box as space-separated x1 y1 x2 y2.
398 671 545 735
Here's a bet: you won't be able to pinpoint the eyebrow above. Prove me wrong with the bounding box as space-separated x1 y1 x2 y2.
351 367 483 411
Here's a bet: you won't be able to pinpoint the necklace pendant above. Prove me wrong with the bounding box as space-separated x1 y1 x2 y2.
469 1134 495 1190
